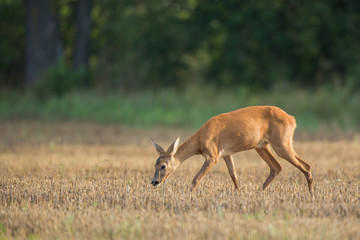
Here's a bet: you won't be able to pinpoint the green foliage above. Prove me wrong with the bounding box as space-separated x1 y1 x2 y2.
93 0 198 89
194 0 360 87
34 61 88 99
0 223 6 240
1 0 360 91
89 0 360 89
62 214 75 238
0 86 359 132
0 0 25 88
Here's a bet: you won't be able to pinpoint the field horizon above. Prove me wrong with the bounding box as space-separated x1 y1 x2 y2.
0 122 359 239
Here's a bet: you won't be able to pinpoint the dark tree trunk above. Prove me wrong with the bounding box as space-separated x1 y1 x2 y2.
74 0 92 70
25 0 61 87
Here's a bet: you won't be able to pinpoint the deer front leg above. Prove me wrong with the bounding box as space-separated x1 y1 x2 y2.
191 158 218 191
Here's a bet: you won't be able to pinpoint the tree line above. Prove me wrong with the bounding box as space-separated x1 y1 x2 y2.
1 0 360 93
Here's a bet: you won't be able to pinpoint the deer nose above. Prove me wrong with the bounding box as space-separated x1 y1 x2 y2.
151 180 159 186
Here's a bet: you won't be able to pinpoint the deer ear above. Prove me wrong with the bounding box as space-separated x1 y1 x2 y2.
151 139 165 155
167 137 180 156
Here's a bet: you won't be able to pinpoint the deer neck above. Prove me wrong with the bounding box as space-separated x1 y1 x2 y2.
174 135 200 164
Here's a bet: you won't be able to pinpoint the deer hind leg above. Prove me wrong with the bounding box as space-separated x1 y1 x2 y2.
255 143 282 190
295 153 313 192
223 155 240 190
271 141 313 193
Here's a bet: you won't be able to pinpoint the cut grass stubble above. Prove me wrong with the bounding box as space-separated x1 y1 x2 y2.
0 123 359 239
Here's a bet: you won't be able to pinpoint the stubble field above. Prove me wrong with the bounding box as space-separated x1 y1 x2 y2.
0 122 359 239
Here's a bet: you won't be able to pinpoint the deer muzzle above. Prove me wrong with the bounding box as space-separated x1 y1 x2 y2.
151 170 160 186
151 180 159 186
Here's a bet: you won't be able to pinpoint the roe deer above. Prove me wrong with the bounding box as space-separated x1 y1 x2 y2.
151 106 313 193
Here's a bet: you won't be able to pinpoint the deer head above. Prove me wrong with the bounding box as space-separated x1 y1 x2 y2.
151 137 180 186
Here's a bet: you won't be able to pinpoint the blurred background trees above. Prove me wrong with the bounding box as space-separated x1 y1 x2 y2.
1 0 360 131
25 0 62 86
1 0 360 92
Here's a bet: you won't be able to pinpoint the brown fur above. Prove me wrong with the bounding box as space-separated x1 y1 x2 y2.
152 106 313 193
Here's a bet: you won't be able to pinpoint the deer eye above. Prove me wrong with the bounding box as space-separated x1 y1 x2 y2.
161 165 166 170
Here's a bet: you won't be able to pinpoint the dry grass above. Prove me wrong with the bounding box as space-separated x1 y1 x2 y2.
0 122 359 239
